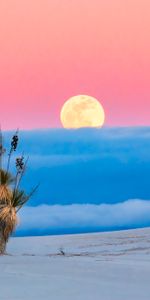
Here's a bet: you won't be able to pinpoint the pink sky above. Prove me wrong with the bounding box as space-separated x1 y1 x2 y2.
0 0 150 130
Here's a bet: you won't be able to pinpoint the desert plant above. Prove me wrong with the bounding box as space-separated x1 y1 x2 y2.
0 129 37 254
0 169 14 205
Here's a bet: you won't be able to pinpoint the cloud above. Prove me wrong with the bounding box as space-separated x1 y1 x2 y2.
3 127 150 205
2 127 150 234
4 127 150 157
16 199 150 236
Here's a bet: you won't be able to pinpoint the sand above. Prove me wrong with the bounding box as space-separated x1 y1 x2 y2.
0 227 150 300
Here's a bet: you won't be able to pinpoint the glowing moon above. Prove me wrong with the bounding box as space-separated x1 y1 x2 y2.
60 95 105 129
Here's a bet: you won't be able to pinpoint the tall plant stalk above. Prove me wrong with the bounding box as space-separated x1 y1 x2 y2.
6 129 19 174
0 127 6 183
0 127 3 185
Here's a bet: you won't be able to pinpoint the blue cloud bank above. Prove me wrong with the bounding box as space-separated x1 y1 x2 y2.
16 200 150 236
3 127 150 236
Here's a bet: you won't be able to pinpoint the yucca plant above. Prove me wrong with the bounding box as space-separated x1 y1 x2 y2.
0 189 33 254
0 130 37 254
0 169 14 205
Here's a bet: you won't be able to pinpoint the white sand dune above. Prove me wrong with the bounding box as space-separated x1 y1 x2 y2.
1 228 150 300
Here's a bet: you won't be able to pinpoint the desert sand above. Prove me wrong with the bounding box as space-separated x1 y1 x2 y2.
1 228 150 300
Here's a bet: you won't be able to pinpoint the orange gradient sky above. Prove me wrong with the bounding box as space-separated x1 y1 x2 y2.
0 0 150 129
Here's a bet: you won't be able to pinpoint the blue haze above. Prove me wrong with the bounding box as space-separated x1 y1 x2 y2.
3 127 150 235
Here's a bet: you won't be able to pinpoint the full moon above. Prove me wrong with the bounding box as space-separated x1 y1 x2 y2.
60 95 105 129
